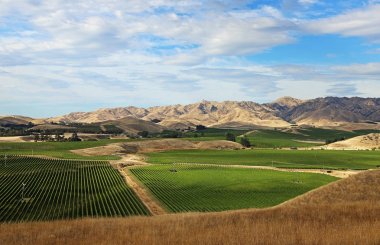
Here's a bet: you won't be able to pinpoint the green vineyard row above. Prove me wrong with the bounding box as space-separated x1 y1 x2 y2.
0 156 149 222
130 164 338 213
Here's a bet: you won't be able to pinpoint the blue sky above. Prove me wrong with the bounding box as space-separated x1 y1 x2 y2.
1 0 380 117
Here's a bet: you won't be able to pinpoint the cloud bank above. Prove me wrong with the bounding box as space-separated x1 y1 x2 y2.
0 0 379 117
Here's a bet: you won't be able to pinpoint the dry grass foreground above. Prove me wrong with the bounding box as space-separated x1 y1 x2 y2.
1 170 379 245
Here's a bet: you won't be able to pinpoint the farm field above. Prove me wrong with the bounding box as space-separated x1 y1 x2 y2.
1 170 379 245
146 149 380 170
245 129 323 148
181 127 379 148
245 128 380 148
0 139 131 160
130 164 338 212
182 128 248 141
0 156 149 222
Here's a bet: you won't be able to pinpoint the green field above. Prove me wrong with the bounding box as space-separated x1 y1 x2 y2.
130 164 338 212
182 128 249 141
0 156 149 222
245 130 322 148
0 139 131 160
245 128 380 148
180 127 379 148
146 149 380 170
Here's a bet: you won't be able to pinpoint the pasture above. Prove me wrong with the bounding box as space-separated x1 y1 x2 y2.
181 127 379 148
146 149 380 169
245 128 380 148
0 156 149 222
130 164 338 212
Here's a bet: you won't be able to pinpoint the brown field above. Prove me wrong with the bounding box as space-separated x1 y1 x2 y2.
1 170 379 245
0 136 34 142
71 139 243 156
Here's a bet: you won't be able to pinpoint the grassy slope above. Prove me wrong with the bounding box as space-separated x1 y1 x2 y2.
184 128 379 148
131 164 337 212
246 129 322 148
246 128 380 148
1 170 378 245
182 128 248 141
146 149 380 169
0 139 131 160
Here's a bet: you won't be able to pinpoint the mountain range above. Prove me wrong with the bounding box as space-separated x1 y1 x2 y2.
50 96 380 128
2 97 380 131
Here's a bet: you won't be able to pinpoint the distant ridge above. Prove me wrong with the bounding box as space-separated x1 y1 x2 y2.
47 97 380 128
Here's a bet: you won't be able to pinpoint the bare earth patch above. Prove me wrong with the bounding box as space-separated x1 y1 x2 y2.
119 168 167 215
0 136 34 142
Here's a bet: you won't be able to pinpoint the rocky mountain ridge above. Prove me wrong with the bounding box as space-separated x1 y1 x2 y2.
48 97 380 128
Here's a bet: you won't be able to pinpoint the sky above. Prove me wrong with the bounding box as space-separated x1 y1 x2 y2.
1 0 380 117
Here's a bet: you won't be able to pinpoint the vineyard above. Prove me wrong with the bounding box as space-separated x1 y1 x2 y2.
130 164 338 212
0 156 149 222
0 140 131 160
146 149 380 169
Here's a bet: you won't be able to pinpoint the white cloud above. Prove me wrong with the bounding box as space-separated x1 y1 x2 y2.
0 1 380 116
305 4 380 42
0 1 297 67
332 63 380 76
298 0 319 5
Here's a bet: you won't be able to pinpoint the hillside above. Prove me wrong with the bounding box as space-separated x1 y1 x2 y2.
0 116 46 125
52 100 290 128
48 97 380 129
3 97 380 130
283 97 380 126
1 170 378 245
285 169 380 207
98 116 165 134
324 133 380 150
0 116 34 126
266 96 305 114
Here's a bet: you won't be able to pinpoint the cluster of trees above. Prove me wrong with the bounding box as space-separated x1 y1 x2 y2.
225 132 236 142
137 131 149 138
225 132 251 147
0 121 125 137
240 136 251 147
67 123 124 134
325 137 346 144
0 128 30 137
34 132 81 142
0 122 35 136
196 125 207 130
135 130 184 139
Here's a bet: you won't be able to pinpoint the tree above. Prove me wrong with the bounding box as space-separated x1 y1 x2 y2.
55 132 64 142
240 136 251 148
196 125 207 130
138 131 149 138
225 132 236 142
70 132 81 141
